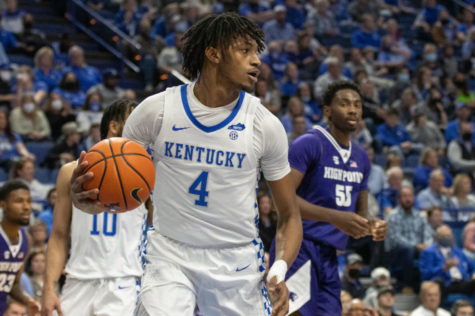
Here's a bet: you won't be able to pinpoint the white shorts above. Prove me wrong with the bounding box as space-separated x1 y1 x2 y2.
135 233 272 316
60 276 139 316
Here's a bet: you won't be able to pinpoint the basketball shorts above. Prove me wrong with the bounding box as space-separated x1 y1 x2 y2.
60 276 139 316
135 233 272 316
269 239 341 316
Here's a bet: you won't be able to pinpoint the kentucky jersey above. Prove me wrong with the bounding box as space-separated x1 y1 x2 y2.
289 126 370 250
0 227 28 314
123 84 290 248
65 204 148 279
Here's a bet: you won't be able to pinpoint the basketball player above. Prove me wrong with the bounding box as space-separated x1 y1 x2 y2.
41 100 152 316
71 12 302 316
0 181 40 315
269 81 388 315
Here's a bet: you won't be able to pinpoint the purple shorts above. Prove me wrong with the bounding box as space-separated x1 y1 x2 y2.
269 239 341 316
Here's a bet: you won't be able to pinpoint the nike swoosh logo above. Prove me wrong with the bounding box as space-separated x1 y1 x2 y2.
236 264 251 272
131 187 142 204
172 125 189 131
118 286 130 290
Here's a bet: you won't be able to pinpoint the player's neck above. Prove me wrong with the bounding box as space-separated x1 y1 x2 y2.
0 221 20 244
328 125 351 147
194 72 240 108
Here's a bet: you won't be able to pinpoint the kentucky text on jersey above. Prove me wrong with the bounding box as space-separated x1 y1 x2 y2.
323 167 364 183
0 261 23 272
164 141 246 168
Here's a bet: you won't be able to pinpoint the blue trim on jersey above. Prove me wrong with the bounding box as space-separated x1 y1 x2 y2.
180 84 245 133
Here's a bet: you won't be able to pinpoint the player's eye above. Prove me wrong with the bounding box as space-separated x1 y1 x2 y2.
242 48 249 54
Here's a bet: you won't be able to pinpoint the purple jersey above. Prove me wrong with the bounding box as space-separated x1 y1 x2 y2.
0 227 28 314
289 126 370 250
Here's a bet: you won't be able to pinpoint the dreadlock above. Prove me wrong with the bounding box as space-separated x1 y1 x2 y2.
100 99 137 139
181 12 265 80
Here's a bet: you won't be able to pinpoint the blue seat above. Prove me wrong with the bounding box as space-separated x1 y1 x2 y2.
26 141 54 166
35 167 51 184
49 168 60 185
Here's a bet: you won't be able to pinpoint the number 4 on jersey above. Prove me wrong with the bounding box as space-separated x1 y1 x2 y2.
189 171 209 206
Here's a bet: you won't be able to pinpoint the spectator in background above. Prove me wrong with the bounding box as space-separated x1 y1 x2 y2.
0 64 15 109
319 44 352 79
378 34 410 71
352 120 373 148
431 9 457 47
24 250 46 301
80 122 100 152
441 45 458 79
3 300 27 316
254 79 281 116
11 157 52 213
1 0 24 35
447 121 475 176
384 153 403 172
420 87 448 130
313 56 349 99
307 0 339 39
341 253 365 299
262 5 295 44
297 82 320 123
114 0 141 37
33 47 61 93
445 102 474 145
42 121 81 170
287 114 307 144
9 93 50 142
413 66 433 101
0 108 34 173
257 191 277 252
261 41 288 81
413 147 452 193
376 286 401 316
14 65 47 105
416 169 453 211
150 3 181 40
376 108 418 157
345 48 371 78
450 174 475 221
37 187 55 239
385 185 433 291
365 146 385 196
391 88 420 126
51 32 73 69
52 72 86 110
419 225 475 299
238 0 273 25
363 267 391 309
348 0 380 22
377 166 404 216
63 45 102 92
456 9 474 43
28 221 47 252
454 73 475 108
410 281 450 316
280 96 311 133
451 300 474 316
43 93 76 141
76 91 103 135
279 61 299 98
427 206 444 237
157 27 185 86
413 0 445 32
0 14 16 53
351 14 381 51
17 13 46 57
462 217 475 262
87 68 124 108
346 299 378 316
407 108 446 152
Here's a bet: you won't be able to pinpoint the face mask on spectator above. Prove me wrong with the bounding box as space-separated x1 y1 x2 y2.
398 73 409 83
438 237 453 247
462 132 472 142
23 102 35 113
349 269 360 279
51 100 63 111
0 70 12 82
426 53 437 62
89 102 101 112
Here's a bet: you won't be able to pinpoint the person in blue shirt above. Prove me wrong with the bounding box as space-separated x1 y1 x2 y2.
114 0 142 37
413 147 453 192
351 14 381 51
52 73 86 110
376 108 419 156
1 0 25 35
37 188 56 239
261 41 289 81
280 62 300 98
456 9 473 42
62 46 102 92
238 0 273 26
420 225 475 298
33 47 62 93
297 82 321 124
262 5 296 44
445 102 475 145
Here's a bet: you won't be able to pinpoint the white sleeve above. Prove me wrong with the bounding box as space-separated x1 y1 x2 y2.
254 105 290 181
123 92 165 148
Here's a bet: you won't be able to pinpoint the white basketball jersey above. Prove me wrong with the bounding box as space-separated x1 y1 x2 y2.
149 84 261 248
65 204 148 279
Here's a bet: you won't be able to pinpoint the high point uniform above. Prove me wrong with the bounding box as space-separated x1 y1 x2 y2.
0 227 28 315
270 126 370 315
123 84 290 316
60 203 148 316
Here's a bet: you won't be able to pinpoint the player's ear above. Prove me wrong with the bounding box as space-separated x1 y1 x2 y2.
323 105 331 119
205 46 221 64
108 120 119 137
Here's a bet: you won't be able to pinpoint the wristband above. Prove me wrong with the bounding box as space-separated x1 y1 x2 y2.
266 259 287 284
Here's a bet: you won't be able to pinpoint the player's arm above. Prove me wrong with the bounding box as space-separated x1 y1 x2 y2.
356 190 387 241
290 168 371 239
41 163 75 316
10 265 41 315
266 174 302 316
145 197 154 225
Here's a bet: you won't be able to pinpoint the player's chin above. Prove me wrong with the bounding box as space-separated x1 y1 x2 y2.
240 82 255 93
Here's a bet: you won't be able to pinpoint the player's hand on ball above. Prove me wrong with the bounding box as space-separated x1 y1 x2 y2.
267 276 289 316
369 219 388 241
70 151 108 214
333 211 370 239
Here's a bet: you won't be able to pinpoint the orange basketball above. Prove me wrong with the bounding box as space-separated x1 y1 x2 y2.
82 137 155 212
